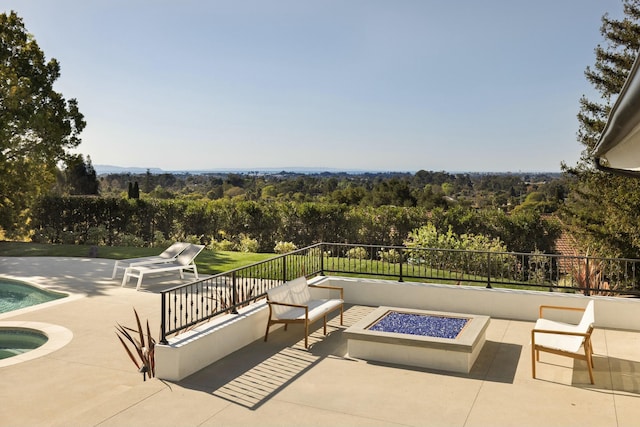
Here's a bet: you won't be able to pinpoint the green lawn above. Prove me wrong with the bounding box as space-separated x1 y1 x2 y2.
0 242 574 293
0 241 275 275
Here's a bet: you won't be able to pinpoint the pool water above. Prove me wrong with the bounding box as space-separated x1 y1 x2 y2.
368 311 469 339
0 279 66 314
0 329 48 359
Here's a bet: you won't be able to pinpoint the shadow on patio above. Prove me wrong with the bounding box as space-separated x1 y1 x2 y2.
175 304 524 411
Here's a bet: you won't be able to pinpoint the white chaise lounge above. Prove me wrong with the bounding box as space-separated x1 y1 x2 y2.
111 242 190 279
531 299 595 384
264 276 344 348
122 244 205 291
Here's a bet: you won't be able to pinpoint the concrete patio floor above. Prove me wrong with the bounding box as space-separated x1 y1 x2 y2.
1 257 640 426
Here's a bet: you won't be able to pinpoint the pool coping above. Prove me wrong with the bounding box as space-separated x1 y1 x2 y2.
0 321 73 368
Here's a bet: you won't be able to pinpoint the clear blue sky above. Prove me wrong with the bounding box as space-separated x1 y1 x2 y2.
3 0 626 172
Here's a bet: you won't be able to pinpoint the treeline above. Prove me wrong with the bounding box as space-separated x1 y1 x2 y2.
31 196 560 254
98 169 566 213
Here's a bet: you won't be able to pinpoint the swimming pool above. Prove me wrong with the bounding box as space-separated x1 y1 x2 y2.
0 322 73 367
0 278 66 314
0 328 48 360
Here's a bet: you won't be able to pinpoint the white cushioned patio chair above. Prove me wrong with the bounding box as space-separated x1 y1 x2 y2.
531 300 595 384
111 241 190 279
121 244 205 290
264 276 344 348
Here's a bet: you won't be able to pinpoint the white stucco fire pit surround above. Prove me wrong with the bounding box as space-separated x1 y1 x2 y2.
344 306 490 373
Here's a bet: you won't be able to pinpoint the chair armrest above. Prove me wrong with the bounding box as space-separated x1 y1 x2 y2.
531 328 591 338
267 301 308 309
309 284 344 299
539 305 585 318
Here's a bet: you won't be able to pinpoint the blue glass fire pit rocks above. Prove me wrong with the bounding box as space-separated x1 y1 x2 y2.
368 311 469 339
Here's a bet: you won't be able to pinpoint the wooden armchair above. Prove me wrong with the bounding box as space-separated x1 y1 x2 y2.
264 276 344 348
531 300 595 384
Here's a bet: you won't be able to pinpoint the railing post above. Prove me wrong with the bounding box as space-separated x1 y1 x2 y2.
584 257 591 296
319 243 325 276
231 271 238 314
160 292 168 344
399 247 404 282
552 255 556 290
283 254 287 282
486 251 492 288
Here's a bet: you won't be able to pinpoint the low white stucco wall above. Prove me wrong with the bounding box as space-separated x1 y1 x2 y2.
320 276 640 331
156 275 640 381
155 300 272 381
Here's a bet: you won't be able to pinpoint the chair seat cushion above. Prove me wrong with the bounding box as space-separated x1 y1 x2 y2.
131 262 185 273
273 298 343 321
533 318 585 353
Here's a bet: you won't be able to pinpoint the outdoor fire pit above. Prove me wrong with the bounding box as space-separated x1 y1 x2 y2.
344 306 490 373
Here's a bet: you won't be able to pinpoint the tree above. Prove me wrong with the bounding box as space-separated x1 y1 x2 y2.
363 178 417 207
128 181 140 199
143 169 152 193
562 0 640 257
0 11 85 236
63 154 99 195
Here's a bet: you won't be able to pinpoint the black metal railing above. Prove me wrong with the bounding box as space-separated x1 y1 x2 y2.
160 244 323 343
160 242 640 342
320 243 640 293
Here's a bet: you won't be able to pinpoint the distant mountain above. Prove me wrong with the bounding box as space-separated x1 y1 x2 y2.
94 165 165 175
94 164 561 176
94 165 371 175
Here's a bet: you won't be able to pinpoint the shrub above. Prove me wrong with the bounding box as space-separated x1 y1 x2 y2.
86 226 108 245
169 229 202 245
115 308 155 380
347 246 368 260
405 223 459 251
525 249 548 284
274 241 298 254
378 248 401 263
31 226 58 244
209 239 236 251
404 222 508 275
184 235 202 245
239 234 259 253
117 233 145 247
151 231 171 248
61 231 76 245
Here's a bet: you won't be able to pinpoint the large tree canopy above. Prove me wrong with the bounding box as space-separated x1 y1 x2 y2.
563 0 640 257
0 11 85 236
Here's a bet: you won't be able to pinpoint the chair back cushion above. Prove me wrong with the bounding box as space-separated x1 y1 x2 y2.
160 242 190 259
288 276 311 305
176 244 205 265
578 300 595 332
267 285 294 317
